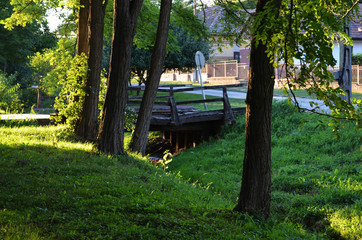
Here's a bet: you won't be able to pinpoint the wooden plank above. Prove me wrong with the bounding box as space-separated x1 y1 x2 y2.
176 98 224 105
168 89 180 126
155 83 246 93
128 95 168 100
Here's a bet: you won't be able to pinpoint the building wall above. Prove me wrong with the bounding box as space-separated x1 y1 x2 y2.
332 40 362 66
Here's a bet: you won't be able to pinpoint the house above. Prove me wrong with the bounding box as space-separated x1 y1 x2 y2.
160 4 362 89
198 6 251 63
201 5 362 65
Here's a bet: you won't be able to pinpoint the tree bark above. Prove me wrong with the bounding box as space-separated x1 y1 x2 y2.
233 0 280 218
129 0 173 155
76 0 90 56
76 0 108 141
97 0 144 154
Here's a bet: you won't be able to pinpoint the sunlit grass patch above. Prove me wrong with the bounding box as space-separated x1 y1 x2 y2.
329 201 362 240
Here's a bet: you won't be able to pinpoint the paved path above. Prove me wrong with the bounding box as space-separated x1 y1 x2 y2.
185 89 331 113
0 114 50 120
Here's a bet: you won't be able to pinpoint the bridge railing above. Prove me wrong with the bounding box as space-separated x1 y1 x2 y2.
128 83 245 126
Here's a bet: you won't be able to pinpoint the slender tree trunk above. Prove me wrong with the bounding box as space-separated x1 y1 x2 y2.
76 0 108 141
129 0 173 155
97 0 144 154
76 0 90 56
233 0 280 218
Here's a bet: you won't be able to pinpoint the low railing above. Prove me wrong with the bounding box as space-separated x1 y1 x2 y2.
128 83 245 126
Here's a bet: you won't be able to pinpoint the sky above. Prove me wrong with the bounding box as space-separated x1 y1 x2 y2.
46 8 68 32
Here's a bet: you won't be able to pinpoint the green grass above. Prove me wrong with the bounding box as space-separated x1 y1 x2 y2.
0 122 318 239
0 101 361 239
168 101 362 239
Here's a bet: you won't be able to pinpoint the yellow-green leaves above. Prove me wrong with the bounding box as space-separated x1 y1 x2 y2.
1 0 77 30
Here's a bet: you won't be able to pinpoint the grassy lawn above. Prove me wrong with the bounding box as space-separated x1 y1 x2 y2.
0 102 361 239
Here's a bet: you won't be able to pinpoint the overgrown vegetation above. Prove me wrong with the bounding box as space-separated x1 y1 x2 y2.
0 101 360 239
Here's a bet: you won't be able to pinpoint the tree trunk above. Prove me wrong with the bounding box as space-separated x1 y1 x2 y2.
129 0 173 155
233 0 279 218
76 0 108 141
97 0 144 154
76 0 90 56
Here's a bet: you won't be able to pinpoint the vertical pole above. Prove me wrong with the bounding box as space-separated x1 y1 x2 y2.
199 66 207 110
37 88 41 108
357 65 360 84
224 61 227 77
206 63 208 80
213 63 216 78
169 86 180 126
176 132 179 152
223 87 235 124
339 22 352 103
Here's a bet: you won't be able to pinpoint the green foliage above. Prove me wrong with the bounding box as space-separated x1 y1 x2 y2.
352 53 362 65
169 101 361 239
0 0 57 110
0 72 21 113
53 51 88 130
128 0 211 86
1 0 78 30
164 25 211 71
29 39 75 96
124 107 138 132
218 0 361 127
131 24 211 85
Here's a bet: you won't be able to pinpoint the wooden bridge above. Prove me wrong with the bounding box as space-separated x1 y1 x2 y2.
128 84 246 152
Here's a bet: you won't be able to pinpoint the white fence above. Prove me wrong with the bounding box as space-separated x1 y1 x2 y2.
161 62 362 85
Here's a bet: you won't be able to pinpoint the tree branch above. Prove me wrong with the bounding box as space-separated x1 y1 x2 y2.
14 0 34 14
237 0 256 16
337 0 360 22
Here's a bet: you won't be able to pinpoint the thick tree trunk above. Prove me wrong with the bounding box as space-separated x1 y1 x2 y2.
76 0 90 56
130 0 173 155
76 0 108 141
233 0 279 218
97 0 143 154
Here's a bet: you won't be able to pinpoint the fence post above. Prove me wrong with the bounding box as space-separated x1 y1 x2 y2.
223 87 235 124
168 86 180 126
224 61 227 77
358 65 360 84
213 63 216 78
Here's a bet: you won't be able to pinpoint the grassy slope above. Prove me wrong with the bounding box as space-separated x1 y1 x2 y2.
0 124 314 239
0 101 360 239
169 101 362 239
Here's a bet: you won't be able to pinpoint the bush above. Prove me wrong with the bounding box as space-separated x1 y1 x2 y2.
352 53 362 65
0 72 22 113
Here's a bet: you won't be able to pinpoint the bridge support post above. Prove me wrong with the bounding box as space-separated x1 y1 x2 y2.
223 87 235 124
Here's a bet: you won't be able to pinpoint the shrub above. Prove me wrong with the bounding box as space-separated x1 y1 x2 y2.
352 53 362 65
0 72 22 113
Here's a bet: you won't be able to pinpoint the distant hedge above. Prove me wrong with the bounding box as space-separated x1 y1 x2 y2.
352 53 362 65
